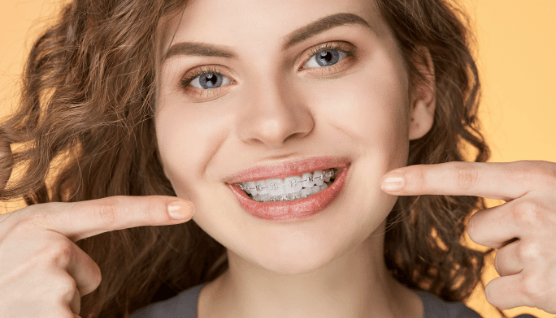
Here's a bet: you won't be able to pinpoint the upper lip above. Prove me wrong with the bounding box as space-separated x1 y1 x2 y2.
224 156 351 184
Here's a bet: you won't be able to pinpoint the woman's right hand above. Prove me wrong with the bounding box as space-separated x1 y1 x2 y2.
0 143 195 318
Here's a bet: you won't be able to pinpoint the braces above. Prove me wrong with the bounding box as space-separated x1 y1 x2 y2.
238 169 337 192
252 183 330 201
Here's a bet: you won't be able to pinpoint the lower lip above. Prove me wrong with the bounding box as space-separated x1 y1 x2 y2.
227 165 350 222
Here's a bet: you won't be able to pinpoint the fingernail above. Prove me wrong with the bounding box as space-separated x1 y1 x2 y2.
381 172 405 191
168 201 195 220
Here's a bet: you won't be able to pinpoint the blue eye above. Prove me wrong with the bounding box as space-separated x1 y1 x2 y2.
179 42 354 97
303 49 348 68
189 72 232 90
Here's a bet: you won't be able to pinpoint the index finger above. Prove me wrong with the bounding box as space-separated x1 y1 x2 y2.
380 161 554 201
24 195 195 242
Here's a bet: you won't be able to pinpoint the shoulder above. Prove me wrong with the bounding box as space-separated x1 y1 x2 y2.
415 290 482 318
130 283 205 318
415 291 538 318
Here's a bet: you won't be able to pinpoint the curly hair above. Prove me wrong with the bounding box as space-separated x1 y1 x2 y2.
0 0 507 317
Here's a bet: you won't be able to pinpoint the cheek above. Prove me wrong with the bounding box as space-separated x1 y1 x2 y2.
154 106 194 196
306 62 409 161
154 89 228 197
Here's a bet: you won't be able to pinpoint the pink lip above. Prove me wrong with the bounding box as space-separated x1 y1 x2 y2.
224 156 351 184
228 164 350 222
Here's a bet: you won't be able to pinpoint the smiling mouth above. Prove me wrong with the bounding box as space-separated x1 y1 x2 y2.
236 168 339 202
227 164 350 222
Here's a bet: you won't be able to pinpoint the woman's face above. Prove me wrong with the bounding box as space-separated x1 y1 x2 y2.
155 0 432 274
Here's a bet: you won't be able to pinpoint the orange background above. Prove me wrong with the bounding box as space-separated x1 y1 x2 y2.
0 1 555 317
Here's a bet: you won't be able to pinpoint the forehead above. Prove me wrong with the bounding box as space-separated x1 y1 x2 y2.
157 0 389 54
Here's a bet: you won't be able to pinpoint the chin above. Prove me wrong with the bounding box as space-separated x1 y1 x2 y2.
241 231 355 276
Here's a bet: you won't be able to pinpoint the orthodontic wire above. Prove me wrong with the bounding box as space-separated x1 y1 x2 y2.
238 169 337 192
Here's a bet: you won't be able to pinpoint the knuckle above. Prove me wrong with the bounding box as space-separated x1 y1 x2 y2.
453 164 479 190
92 197 128 225
54 272 78 300
517 241 542 263
520 273 545 305
43 240 74 267
97 204 117 224
512 200 542 228
64 279 78 299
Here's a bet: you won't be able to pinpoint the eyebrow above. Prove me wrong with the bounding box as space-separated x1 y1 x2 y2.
162 12 373 64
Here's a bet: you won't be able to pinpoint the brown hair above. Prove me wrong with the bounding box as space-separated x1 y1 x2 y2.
0 0 506 317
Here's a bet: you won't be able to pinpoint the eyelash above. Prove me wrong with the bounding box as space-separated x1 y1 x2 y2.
178 42 355 98
304 42 353 63
179 66 225 98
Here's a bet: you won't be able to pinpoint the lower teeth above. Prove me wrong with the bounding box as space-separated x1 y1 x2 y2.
249 179 335 202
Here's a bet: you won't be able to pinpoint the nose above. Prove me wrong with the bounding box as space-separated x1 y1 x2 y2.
236 74 314 149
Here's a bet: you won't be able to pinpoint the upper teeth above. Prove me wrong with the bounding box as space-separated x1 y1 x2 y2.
237 168 337 195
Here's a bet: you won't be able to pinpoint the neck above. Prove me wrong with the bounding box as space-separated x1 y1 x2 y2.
198 220 423 318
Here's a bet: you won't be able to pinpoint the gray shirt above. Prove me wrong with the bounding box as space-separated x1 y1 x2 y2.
130 283 538 318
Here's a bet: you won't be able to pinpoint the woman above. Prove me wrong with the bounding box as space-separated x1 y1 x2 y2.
0 0 554 317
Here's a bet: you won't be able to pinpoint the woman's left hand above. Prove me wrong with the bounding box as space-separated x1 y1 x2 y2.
380 160 556 314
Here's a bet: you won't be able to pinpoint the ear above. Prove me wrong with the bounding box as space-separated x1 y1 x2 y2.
408 47 436 140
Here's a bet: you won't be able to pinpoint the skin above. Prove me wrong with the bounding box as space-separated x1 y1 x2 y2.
154 0 434 317
0 1 554 317
382 161 556 313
